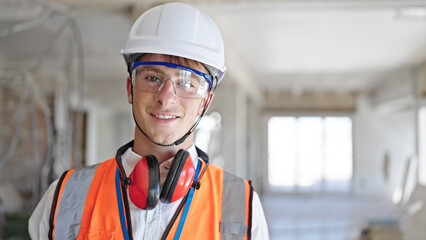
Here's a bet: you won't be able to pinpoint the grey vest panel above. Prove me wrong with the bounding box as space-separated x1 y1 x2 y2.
220 171 250 240
54 164 99 239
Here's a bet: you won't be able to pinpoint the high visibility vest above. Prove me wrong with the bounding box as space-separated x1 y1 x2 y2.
48 156 253 240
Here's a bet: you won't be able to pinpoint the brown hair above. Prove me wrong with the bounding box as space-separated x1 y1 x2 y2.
134 53 208 74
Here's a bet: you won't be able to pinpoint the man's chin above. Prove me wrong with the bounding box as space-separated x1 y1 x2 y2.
150 135 180 146
147 128 190 146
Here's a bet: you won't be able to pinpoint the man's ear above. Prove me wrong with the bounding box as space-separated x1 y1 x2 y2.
198 92 214 115
126 76 133 104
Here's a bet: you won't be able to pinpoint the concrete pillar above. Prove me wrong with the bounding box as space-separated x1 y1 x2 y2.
234 86 247 178
247 98 264 193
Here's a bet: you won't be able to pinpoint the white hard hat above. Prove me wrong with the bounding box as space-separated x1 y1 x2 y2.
122 2 226 85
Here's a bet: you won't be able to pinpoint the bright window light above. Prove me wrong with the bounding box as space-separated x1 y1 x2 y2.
268 116 353 193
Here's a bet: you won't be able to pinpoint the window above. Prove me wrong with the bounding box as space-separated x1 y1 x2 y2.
268 116 353 193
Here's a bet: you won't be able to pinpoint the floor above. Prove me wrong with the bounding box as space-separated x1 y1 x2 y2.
261 194 400 240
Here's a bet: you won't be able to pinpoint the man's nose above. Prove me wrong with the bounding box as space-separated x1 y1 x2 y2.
155 78 178 106
158 78 177 95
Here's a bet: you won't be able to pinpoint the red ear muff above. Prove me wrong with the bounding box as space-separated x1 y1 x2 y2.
129 155 160 209
160 149 195 203
128 150 194 209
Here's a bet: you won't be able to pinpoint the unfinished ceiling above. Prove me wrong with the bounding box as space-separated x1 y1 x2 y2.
199 1 426 95
2 0 426 108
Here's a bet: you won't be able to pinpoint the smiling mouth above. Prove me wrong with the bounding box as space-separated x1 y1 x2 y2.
152 114 178 120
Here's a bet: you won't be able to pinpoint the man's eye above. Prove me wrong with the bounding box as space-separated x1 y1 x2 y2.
179 79 194 89
146 75 160 82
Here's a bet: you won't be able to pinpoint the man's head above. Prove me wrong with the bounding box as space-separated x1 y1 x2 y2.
121 3 225 147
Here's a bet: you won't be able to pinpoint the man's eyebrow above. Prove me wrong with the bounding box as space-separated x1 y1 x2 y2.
138 65 168 74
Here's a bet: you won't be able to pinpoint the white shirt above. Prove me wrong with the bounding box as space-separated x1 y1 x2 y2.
29 145 269 239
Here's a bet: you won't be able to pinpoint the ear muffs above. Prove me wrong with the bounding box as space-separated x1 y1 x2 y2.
160 149 195 203
129 155 160 209
128 150 195 209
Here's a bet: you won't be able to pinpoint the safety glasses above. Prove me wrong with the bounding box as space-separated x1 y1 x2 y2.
130 61 212 99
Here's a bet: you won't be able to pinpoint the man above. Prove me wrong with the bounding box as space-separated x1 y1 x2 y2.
29 2 269 239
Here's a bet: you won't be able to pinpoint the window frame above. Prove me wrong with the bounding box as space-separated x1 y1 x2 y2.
263 111 355 195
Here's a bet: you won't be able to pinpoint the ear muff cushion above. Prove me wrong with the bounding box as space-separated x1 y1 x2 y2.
160 149 189 203
145 155 160 209
129 155 160 209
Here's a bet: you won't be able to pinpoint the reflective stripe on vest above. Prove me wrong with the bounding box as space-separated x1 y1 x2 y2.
50 158 252 240
49 159 126 240
220 172 250 239
53 164 98 239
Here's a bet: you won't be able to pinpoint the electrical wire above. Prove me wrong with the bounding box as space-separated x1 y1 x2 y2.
0 68 28 168
0 0 86 207
0 65 54 202
28 73 40 207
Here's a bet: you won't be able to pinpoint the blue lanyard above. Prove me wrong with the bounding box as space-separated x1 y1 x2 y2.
115 167 131 240
115 160 202 240
173 160 202 240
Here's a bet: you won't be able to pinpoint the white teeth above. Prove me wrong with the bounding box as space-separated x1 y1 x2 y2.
154 114 177 119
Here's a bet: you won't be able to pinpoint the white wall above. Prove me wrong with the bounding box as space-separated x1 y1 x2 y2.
351 64 425 200
353 95 416 199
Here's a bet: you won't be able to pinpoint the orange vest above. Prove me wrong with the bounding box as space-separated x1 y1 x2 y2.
49 157 253 240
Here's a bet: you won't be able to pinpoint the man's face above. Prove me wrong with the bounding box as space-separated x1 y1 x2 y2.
127 54 212 146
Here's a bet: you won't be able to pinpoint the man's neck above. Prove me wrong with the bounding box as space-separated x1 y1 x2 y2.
132 131 193 164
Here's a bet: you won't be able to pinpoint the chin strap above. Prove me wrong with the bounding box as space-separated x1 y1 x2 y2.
115 140 134 240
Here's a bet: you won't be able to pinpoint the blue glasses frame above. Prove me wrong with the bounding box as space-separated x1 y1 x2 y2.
130 61 213 89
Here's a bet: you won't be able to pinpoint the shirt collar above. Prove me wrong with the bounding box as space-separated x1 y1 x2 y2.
121 144 199 176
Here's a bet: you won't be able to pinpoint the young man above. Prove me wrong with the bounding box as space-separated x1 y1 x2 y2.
29 2 269 239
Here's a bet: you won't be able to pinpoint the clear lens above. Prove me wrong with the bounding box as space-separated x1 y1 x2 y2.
132 65 209 99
